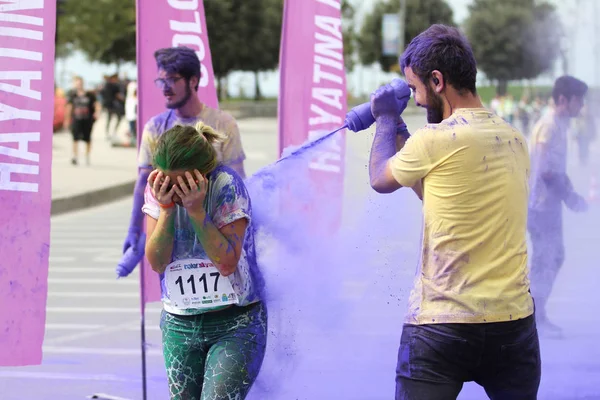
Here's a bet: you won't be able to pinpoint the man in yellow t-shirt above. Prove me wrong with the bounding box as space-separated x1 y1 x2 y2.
368 24 539 400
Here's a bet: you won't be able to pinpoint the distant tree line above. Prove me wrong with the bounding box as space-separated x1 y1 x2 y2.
57 0 563 97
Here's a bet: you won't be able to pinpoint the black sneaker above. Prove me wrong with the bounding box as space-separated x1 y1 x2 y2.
71 158 77 166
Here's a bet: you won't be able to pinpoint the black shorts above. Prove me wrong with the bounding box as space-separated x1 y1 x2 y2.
72 120 93 142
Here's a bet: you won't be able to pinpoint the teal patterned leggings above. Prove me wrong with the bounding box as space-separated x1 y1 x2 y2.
160 302 267 400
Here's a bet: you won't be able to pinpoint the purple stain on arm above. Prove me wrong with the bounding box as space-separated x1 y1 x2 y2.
123 169 151 254
369 115 400 192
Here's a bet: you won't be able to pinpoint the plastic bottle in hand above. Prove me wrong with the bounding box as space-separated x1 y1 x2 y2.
345 78 411 132
116 233 146 278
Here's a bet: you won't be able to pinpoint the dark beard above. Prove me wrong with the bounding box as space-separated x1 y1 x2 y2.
426 87 445 124
166 84 193 110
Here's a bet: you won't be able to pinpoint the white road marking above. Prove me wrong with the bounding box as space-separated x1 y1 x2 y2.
46 322 135 345
50 267 135 274
125 325 160 332
49 247 119 254
46 307 161 314
48 256 76 263
0 371 138 382
42 346 163 356
48 291 139 298
50 239 123 246
45 323 106 330
48 278 137 285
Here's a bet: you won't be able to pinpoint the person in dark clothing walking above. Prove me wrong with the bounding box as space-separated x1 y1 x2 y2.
64 76 100 165
101 74 124 140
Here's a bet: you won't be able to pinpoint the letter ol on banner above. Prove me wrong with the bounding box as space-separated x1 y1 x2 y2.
278 0 347 234
136 0 218 304
0 1 56 366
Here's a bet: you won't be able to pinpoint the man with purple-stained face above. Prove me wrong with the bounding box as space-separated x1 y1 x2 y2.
367 24 540 399
117 46 247 277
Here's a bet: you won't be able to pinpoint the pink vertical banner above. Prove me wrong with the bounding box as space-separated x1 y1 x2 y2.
137 0 218 304
278 0 347 234
0 0 56 366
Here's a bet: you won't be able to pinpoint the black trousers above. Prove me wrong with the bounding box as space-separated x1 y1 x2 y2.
395 315 541 400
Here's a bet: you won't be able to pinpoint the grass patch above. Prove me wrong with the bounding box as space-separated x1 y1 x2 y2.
477 85 553 105
220 85 559 108
221 97 277 105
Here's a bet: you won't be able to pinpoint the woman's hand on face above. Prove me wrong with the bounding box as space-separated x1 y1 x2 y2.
173 170 207 215
148 170 176 206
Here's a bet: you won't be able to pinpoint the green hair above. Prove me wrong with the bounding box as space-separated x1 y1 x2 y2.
152 122 226 174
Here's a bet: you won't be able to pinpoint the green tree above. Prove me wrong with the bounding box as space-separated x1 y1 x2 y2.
357 0 455 72
341 0 357 72
57 0 136 68
231 0 283 100
465 0 563 95
230 0 354 100
204 1 238 99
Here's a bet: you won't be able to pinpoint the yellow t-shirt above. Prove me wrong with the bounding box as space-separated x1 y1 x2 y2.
390 108 534 324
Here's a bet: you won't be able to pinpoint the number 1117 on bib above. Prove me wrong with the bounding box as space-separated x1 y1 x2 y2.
175 272 220 296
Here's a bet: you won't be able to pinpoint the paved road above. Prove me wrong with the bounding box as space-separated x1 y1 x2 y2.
0 198 168 399
2 112 600 399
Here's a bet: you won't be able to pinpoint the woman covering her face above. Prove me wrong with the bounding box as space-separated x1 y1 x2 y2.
143 122 266 400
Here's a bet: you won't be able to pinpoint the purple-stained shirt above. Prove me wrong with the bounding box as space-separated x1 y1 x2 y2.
138 106 245 172
528 110 570 212
142 165 263 315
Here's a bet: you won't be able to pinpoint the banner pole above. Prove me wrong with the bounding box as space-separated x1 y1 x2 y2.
140 265 148 400
135 1 148 399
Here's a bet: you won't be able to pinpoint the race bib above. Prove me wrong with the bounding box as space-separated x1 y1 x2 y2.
165 258 239 309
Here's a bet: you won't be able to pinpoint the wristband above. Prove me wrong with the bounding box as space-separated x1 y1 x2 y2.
159 202 175 209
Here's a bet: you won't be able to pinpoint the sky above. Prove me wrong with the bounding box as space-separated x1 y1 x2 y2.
58 0 599 96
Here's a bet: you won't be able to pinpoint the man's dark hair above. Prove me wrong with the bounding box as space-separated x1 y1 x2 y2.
154 47 201 91
400 24 477 95
552 75 588 104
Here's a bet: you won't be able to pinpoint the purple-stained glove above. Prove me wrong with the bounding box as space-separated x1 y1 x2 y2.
122 228 140 254
116 232 146 278
565 192 588 213
371 80 411 120
122 169 150 253
345 78 411 132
